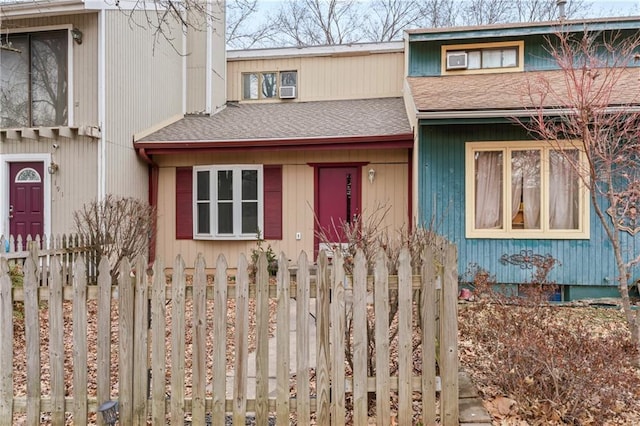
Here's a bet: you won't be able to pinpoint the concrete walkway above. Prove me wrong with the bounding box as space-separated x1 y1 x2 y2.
226 298 317 399
459 371 493 425
225 299 493 425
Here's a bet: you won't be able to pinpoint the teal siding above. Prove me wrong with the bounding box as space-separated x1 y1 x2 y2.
408 31 640 77
418 123 639 287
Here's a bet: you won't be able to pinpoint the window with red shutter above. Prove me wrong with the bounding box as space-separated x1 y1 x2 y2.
177 164 283 240
175 167 193 239
263 165 283 240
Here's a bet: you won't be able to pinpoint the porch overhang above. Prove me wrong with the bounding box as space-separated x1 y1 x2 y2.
134 133 414 156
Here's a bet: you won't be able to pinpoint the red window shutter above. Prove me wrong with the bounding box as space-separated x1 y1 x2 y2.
263 165 282 240
176 167 193 239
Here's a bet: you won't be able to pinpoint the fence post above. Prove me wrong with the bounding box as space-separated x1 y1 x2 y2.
118 259 134 424
352 249 368 424
420 246 437 426
255 252 270 424
49 256 65 424
397 247 413 425
233 254 249 424
213 254 228 424
276 253 290 425
315 250 331 426
295 251 311 423
96 257 113 426
72 256 88 425
23 253 40 426
151 258 167 425
440 243 459 425
331 249 346 424
133 256 149 425
191 254 207 425
0 259 14 425
373 250 391 426
170 256 187 424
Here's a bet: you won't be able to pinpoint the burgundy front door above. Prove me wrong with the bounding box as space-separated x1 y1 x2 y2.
316 166 362 249
9 162 44 239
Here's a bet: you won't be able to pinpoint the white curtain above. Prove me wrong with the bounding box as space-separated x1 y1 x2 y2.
475 151 503 229
511 151 541 229
549 150 579 229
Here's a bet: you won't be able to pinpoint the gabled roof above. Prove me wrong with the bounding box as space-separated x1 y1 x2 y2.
135 97 413 154
408 68 640 119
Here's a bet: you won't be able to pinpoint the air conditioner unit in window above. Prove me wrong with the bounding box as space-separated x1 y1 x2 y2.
446 52 468 70
279 85 296 99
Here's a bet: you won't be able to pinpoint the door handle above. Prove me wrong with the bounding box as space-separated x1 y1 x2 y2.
8 204 13 219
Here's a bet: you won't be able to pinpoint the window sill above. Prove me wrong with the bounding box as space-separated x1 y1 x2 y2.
465 229 590 240
194 235 260 241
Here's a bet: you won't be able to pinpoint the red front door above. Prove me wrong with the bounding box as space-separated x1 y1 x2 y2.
9 162 44 240
316 166 362 251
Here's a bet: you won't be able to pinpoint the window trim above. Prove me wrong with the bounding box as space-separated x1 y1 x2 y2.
0 24 74 128
465 140 590 239
193 164 264 240
241 70 298 101
441 41 524 75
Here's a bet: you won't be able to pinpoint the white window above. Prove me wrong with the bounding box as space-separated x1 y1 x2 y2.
465 141 589 239
194 165 263 240
442 41 523 75
1 30 68 128
242 70 297 100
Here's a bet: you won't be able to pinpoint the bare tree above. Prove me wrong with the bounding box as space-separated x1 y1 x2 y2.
418 0 459 28
511 0 590 22
460 0 515 25
519 28 640 357
361 0 423 42
226 0 275 48
272 0 363 46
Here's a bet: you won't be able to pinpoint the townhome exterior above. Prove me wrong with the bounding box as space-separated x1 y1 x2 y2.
135 42 413 266
404 18 640 299
0 0 225 243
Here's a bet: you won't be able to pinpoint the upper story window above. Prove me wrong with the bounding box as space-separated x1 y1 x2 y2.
1 29 69 128
442 41 524 75
465 141 589 239
242 70 297 100
194 165 264 240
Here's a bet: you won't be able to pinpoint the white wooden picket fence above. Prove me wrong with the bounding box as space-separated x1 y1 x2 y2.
0 243 458 425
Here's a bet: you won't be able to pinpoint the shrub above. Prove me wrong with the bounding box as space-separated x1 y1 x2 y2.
460 284 640 424
73 195 155 282
249 235 278 278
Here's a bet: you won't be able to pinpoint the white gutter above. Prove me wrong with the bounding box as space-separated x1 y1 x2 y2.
416 106 640 120
205 0 213 114
98 9 106 201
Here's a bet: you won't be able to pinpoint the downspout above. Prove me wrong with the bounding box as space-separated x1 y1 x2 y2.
137 148 159 263
408 147 413 231
98 9 106 201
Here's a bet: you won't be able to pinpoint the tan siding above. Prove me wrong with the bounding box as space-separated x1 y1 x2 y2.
1 136 98 233
155 149 409 266
211 2 226 111
104 11 184 199
227 52 404 102
0 13 99 127
186 29 207 113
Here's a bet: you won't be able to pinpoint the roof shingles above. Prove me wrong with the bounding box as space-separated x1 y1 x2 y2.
138 97 411 143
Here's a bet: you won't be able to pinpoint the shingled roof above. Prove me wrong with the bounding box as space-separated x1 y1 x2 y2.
408 68 640 117
136 97 412 153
